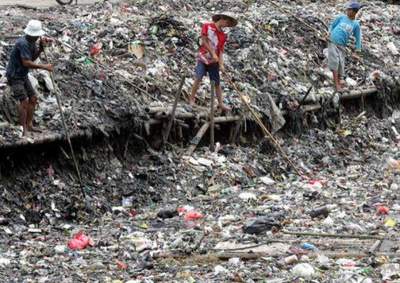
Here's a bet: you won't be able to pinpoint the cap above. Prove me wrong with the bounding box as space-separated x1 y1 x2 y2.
345 1 362 10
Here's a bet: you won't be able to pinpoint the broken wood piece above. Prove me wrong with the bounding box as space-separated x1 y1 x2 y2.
301 103 321 112
186 122 210 156
0 122 9 128
369 240 382 255
282 230 392 241
340 88 377 100
0 129 91 149
163 76 185 145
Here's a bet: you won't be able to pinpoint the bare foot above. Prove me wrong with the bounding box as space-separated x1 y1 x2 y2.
28 126 43 133
189 98 196 106
335 85 344 93
218 104 231 112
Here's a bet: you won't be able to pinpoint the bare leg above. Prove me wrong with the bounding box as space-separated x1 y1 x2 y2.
332 70 342 92
215 84 230 112
189 78 202 106
27 96 40 132
18 98 29 136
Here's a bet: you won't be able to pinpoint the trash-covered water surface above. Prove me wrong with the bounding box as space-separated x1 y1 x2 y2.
0 0 399 282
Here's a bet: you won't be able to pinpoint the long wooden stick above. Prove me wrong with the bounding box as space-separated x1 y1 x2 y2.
43 49 85 196
209 81 215 152
154 250 400 262
163 76 185 144
223 74 303 176
282 230 392 241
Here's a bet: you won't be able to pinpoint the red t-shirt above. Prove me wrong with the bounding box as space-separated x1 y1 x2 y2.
198 22 227 65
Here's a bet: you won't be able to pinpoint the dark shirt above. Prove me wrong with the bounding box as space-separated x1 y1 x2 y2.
6 36 37 80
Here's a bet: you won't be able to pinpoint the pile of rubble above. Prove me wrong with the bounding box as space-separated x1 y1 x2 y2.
0 0 400 282
0 0 399 143
0 111 400 282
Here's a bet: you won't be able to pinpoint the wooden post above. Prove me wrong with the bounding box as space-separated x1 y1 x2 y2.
163 77 186 145
186 122 210 156
210 81 215 152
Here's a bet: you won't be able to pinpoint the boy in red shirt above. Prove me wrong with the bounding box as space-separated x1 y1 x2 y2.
189 14 237 112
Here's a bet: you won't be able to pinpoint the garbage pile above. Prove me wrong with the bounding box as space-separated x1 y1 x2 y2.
0 111 399 282
0 0 399 282
0 0 399 143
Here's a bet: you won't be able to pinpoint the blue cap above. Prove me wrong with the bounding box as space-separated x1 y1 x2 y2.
346 1 361 9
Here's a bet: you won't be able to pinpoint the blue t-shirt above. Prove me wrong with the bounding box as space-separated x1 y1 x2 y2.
330 14 362 50
6 36 37 80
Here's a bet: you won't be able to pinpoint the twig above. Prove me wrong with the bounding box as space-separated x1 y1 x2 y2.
296 85 313 110
211 239 301 252
282 230 392 241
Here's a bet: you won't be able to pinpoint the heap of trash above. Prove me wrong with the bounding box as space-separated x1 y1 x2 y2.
1 111 400 282
0 0 399 282
0 0 399 143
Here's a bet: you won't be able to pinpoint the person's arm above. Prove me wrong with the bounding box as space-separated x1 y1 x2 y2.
32 44 43 61
21 59 53 72
219 52 224 71
18 40 53 71
329 15 343 33
354 23 362 51
201 24 219 62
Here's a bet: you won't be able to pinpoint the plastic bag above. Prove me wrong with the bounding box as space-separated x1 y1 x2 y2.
67 231 94 250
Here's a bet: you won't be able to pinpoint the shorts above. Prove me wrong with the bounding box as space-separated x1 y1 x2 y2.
7 77 36 102
328 43 345 77
194 61 220 85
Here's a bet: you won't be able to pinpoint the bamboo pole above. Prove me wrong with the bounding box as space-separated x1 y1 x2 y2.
43 49 85 197
210 81 215 152
223 74 303 176
163 76 185 144
340 88 377 100
0 129 91 149
282 230 394 241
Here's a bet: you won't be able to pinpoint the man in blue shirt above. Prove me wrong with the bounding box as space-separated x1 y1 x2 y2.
328 1 362 92
6 20 54 136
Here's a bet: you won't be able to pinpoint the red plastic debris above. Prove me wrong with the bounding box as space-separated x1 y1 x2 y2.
67 231 94 250
377 206 390 215
177 207 187 214
177 205 194 215
184 211 204 221
116 260 128 270
90 42 102 57
129 209 138 218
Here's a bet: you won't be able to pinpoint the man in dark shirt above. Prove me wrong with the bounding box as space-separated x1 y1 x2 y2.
6 20 53 136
